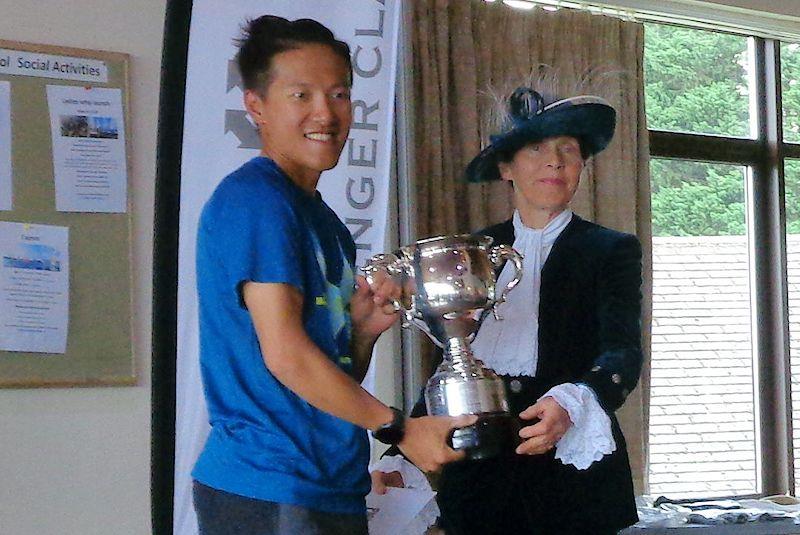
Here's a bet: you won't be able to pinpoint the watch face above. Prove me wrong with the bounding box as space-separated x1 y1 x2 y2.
374 409 405 445
374 425 402 445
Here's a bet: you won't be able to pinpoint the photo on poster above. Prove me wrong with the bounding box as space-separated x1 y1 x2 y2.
0 81 11 211
88 116 119 138
59 114 88 137
2 242 62 271
0 221 69 354
46 85 127 213
59 114 119 139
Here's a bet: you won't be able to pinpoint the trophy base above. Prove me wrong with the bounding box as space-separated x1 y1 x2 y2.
449 412 519 461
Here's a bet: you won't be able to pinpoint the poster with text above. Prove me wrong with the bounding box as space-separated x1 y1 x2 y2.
46 85 127 212
0 221 69 354
0 81 11 211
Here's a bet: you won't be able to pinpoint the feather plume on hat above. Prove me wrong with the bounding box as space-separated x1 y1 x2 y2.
466 66 625 183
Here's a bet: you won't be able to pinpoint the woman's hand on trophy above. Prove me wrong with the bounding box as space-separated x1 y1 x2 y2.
516 397 573 455
350 275 400 340
370 470 405 495
399 415 478 473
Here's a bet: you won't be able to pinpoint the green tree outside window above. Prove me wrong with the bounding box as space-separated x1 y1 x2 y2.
646 24 749 237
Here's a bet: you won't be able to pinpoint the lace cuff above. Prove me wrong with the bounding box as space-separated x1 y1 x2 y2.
369 455 440 533
541 383 616 470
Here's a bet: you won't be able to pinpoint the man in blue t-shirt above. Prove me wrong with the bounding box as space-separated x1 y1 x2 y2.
192 16 474 535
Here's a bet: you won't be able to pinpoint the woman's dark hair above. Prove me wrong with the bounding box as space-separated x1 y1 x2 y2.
235 15 352 94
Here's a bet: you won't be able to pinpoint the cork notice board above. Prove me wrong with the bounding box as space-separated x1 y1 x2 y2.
0 40 134 387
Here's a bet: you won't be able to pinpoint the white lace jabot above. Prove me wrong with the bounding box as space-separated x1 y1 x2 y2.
471 209 572 376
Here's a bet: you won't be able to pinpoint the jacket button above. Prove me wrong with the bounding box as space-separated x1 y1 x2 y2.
591 365 601 372
611 373 622 384
510 379 522 393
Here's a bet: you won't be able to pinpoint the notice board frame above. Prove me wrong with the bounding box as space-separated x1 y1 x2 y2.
0 39 134 388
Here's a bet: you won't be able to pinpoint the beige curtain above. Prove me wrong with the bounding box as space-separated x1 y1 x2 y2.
409 0 653 493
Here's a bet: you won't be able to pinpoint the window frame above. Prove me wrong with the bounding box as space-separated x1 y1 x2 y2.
648 33 795 497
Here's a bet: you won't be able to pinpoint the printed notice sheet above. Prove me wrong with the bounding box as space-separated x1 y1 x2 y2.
0 81 11 211
46 85 127 213
0 221 69 353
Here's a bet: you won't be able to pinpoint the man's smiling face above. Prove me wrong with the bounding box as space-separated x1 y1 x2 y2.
245 43 352 187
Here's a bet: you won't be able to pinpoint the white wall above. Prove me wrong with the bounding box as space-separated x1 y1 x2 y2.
0 1 165 534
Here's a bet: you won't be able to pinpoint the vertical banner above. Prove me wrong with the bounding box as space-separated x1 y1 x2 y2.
174 1 401 533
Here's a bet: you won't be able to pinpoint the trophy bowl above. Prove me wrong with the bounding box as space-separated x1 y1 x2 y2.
364 234 523 460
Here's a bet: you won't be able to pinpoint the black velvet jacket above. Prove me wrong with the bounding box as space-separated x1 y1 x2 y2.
487 214 644 412
401 214 644 535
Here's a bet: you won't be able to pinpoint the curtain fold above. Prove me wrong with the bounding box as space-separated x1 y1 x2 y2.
409 0 652 493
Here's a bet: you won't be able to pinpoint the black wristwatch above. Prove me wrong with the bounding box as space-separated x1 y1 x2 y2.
373 407 406 445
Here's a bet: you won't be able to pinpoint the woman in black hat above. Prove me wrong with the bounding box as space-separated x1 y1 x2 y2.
373 85 643 535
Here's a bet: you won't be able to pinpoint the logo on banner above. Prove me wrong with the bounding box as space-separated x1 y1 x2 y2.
224 61 260 149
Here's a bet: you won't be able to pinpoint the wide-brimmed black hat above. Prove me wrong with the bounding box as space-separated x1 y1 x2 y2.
465 87 616 183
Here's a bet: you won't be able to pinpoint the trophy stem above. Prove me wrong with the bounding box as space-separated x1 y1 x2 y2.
444 338 474 371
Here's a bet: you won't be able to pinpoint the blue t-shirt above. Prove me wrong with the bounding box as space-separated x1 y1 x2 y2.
192 157 369 514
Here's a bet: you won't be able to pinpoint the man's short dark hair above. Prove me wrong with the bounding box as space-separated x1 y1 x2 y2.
235 15 353 94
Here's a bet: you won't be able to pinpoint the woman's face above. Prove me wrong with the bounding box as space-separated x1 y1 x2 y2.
498 136 584 214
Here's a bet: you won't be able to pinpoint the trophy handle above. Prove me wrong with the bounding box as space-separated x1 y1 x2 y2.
361 253 413 327
489 244 523 320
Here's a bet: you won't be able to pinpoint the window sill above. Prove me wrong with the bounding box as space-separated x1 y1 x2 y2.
621 522 800 534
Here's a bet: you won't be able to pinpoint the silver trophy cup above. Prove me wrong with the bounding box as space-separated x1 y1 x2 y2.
363 234 523 459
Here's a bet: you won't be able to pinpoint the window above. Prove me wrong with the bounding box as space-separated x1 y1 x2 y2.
786 159 800 490
781 44 800 144
645 23 797 498
781 49 800 492
649 159 756 498
645 24 752 138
